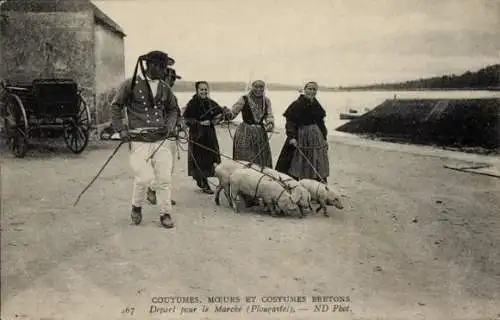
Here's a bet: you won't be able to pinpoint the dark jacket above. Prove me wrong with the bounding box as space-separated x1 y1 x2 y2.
110 77 179 139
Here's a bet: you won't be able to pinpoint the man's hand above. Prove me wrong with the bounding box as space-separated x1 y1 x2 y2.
199 120 211 126
289 138 298 147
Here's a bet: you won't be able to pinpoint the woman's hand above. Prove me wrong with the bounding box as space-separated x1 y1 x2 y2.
222 107 234 120
264 122 274 132
289 138 298 146
213 114 223 124
199 120 211 126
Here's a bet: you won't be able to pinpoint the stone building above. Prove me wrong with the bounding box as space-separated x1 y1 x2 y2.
0 0 125 124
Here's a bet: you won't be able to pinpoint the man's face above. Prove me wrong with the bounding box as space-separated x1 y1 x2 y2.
146 61 164 80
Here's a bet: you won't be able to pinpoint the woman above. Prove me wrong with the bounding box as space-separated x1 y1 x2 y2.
275 81 329 182
183 81 228 194
228 80 274 206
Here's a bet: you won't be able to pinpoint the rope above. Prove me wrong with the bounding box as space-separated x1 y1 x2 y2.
253 174 267 199
124 123 286 191
145 127 187 162
180 138 219 188
177 138 282 190
273 188 288 213
73 124 295 207
174 131 288 189
294 145 327 184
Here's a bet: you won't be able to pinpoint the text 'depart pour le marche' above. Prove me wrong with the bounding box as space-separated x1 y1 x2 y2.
121 295 351 316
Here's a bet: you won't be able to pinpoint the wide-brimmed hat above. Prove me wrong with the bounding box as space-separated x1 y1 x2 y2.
166 67 182 80
143 50 175 66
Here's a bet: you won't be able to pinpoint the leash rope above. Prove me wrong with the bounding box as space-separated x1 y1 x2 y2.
273 188 288 213
294 145 326 184
253 174 266 199
74 122 287 206
176 133 289 190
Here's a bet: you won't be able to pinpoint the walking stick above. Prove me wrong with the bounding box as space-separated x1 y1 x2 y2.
73 140 126 206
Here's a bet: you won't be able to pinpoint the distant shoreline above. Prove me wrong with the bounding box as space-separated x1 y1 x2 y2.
172 64 500 93
328 87 500 92
173 87 500 93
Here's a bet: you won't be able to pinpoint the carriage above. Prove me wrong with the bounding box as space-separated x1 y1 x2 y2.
0 78 92 158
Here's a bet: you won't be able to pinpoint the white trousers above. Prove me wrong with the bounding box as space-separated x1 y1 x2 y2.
169 139 177 175
129 140 176 214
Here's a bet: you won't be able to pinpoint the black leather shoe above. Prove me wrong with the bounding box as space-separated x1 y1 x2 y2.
131 206 142 225
196 179 203 188
160 213 174 228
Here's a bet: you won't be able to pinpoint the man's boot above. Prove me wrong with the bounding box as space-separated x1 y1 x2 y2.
131 205 142 225
160 212 174 228
146 187 157 205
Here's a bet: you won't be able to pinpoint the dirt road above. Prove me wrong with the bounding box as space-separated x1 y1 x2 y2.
1 130 499 320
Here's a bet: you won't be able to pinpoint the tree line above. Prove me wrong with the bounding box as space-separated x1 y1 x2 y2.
336 64 500 91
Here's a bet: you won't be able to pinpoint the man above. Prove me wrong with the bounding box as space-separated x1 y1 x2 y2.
146 67 184 206
110 50 179 228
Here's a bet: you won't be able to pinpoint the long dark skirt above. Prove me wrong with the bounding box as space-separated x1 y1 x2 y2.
232 122 272 206
187 124 221 180
276 124 329 181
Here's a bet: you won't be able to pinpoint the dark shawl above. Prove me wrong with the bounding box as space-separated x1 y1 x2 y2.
183 95 223 122
283 94 327 137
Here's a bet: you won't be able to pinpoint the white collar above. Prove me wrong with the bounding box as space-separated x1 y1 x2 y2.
137 74 159 82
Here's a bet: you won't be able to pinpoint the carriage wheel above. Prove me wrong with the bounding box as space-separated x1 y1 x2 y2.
63 94 91 154
3 94 29 158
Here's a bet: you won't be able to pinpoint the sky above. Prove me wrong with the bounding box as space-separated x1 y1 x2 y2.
93 0 500 87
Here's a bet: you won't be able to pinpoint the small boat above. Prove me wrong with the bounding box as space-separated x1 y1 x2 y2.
339 113 361 120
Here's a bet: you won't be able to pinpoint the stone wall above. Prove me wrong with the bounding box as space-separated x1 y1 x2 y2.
0 6 95 118
94 23 125 124
0 0 126 126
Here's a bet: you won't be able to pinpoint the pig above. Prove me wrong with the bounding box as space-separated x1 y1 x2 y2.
298 179 344 217
239 161 311 217
229 167 300 216
213 160 249 207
